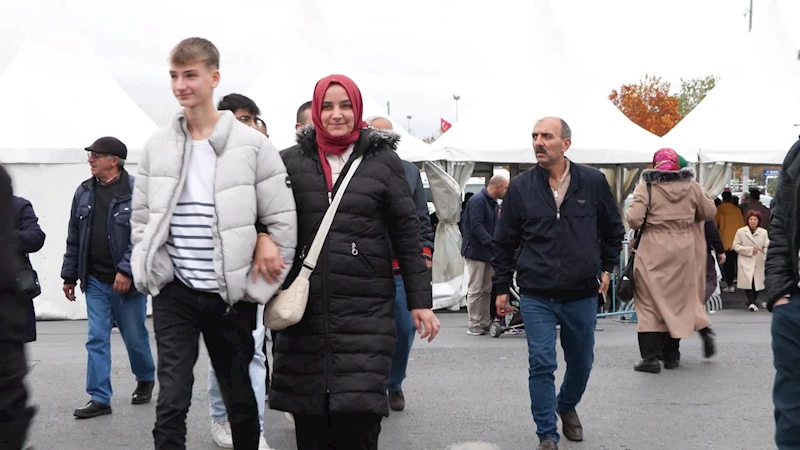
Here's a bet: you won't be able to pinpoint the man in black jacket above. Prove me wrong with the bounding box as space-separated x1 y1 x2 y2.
764 136 800 449
368 116 435 412
0 164 37 450
462 175 508 336
493 117 624 450
61 137 156 419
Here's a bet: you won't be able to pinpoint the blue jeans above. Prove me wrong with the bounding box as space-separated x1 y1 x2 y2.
208 305 266 433
519 295 597 443
85 276 155 405
388 275 416 393
772 296 800 449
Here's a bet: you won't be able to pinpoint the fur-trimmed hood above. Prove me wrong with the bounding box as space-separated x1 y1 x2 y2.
641 167 696 203
294 124 400 158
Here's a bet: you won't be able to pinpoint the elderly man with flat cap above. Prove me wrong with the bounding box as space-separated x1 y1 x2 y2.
61 136 156 419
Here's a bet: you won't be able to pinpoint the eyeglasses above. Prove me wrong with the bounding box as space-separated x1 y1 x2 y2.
88 151 115 159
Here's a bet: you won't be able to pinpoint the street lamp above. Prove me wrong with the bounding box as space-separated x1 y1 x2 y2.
453 95 461 121
406 115 412 134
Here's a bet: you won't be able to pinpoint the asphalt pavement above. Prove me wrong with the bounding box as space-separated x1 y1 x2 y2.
23 309 775 450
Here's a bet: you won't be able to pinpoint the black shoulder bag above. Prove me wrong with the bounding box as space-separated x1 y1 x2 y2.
616 183 651 302
16 254 41 299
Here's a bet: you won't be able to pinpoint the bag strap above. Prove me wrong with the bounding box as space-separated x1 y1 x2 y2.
632 183 652 251
299 155 364 274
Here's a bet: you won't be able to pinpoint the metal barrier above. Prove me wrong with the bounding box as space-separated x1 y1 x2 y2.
596 239 637 322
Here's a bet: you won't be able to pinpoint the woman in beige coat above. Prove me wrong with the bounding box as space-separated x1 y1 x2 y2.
733 210 769 311
625 148 717 374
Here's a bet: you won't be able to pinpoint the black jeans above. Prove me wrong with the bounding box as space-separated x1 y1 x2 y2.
294 413 382 450
723 250 738 287
0 341 36 450
152 280 259 450
744 280 760 306
772 299 800 449
638 332 680 362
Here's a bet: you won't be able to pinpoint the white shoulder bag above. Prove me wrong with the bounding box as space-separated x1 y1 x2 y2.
264 155 364 330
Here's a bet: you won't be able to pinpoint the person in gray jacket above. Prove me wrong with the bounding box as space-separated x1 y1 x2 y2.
130 37 297 450
366 116 434 412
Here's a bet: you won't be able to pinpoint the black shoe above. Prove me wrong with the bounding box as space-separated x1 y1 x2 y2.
74 400 112 419
699 328 716 358
634 358 661 373
388 390 405 412
132 381 155 405
663 359 680 370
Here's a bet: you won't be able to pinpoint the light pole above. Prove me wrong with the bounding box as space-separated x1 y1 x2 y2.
453 95 460 121
386 100 391 115
406 115 412 134
744 0 753 32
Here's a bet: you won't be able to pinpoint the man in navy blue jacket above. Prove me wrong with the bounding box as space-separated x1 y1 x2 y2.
492 117 624 450
461 175 508 336
368 116 435 412
61 137 155 420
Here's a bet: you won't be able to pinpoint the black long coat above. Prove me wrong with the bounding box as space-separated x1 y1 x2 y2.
269 126 432 417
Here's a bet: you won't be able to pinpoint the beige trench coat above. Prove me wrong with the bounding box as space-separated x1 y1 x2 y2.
733 226 769 291
625 169 717 338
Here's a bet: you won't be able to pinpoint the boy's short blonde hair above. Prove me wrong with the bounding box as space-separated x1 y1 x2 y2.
170 37 219 69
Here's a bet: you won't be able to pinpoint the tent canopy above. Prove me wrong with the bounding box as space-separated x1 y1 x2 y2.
661 0 800 165
424 0 665 165
245 0 429 157
0 29 157 163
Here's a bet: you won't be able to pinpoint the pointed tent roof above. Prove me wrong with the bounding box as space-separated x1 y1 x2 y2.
0 26 158 163
662 0 800 164
245 0 429 157
426 0 664 165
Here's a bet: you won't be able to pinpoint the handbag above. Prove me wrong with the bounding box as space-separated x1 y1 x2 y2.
264 155 364 330
616 183 651 302
15 255 41 299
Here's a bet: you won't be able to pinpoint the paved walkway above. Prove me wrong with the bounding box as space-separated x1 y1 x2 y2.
23 310 774 449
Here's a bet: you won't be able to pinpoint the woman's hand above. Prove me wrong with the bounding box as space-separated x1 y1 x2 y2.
411 308 440 342
252 233 285 283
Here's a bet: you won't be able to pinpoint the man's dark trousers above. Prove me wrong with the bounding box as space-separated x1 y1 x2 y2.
0 342 36 450
152 280 259 450
772 295 800 449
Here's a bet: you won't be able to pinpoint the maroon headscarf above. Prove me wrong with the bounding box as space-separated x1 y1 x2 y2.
311 74 367 191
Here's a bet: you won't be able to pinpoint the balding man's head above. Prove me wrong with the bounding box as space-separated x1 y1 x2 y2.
488 175 509 200
368 116 393 131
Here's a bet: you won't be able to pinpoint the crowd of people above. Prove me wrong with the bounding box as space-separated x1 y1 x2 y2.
0 35 799 450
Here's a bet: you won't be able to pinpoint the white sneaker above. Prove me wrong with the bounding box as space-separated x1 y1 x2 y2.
211 420 233 448
258 435 274 450
749 304 759 312
285 412 295 426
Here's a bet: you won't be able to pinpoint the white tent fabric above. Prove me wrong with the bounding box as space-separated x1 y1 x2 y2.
422 0 665 165
0 29 158 320
662 0 800 164
244 0 429 157
424 161 475 310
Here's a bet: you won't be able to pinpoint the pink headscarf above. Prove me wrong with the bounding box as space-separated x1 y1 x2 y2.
653 148 680 171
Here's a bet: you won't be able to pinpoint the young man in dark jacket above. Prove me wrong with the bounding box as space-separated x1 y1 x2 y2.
764 136 800 449
461 175 508 336
0 164 37 450
493 117 624 450
368 116 435 412
60 136 156 419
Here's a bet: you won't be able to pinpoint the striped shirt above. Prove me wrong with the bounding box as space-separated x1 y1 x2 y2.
167 139 218 292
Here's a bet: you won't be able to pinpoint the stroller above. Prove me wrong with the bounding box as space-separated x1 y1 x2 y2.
488 275 525 337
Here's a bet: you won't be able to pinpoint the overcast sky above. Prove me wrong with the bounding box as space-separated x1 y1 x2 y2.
0 0 797 138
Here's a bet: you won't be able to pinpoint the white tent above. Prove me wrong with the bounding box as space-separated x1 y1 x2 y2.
245 0 429 158
424 0 665 165
0 28 158 320
662 0 800 165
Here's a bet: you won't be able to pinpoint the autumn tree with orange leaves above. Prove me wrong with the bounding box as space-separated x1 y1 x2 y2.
609 75 682 137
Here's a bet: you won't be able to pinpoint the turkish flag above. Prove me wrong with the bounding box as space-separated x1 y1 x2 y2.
440 118 453 133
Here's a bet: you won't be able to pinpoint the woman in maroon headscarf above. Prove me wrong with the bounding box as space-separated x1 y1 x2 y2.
267 74 439 449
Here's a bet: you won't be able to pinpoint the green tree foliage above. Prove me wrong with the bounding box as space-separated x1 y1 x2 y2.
677 75 719 117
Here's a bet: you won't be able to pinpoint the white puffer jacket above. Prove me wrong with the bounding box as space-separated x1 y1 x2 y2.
130 110 297 305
